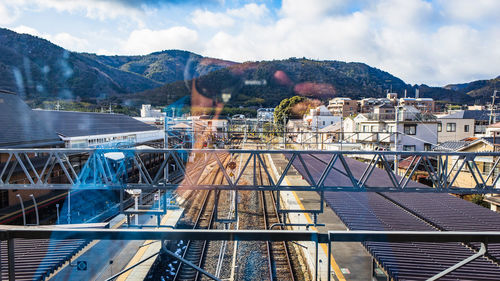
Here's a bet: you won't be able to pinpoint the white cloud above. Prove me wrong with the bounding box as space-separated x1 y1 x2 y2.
227 3 269 20
0 2 20 24
279 0 349 20
199 0 500 85
191 9 235 28
438 0 500 23
122 27 199 55
51 33 90 52
12 25 41 37
13 25 89 52
4 0 145 24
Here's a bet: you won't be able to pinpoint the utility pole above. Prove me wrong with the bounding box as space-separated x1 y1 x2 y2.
283 117 286 149
490 90 499 125
394 106 400 174
340 115 343 151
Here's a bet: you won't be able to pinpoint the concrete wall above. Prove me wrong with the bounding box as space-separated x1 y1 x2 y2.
438 118 474 143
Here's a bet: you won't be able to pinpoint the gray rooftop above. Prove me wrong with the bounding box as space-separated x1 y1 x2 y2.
439 110 494 121
432 141 472 151
0 91 63 148
34 110 159 138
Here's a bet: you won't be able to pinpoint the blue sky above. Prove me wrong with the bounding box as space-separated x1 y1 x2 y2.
1 0 499 86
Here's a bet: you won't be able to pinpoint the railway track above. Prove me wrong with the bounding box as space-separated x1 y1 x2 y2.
258 155 295 281
173 153 231 281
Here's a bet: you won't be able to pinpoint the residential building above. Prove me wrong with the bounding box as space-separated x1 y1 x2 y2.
358 97 392 113
399 98 435 112
485 121 500 137
303 105 341 130
437 113 475 143
327 97 358 117
140 104 163 118
343 106 437 152
372 104 395 120
442 110 493 135
443 137 499 188
257 108 275 121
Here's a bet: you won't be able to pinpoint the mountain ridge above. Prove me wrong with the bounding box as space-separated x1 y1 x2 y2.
0 27 497 110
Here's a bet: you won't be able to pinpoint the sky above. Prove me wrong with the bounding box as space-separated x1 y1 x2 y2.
1 0 499 86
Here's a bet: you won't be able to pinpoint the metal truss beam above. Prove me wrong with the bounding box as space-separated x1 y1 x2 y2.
2 227 500 243
2 149 500 193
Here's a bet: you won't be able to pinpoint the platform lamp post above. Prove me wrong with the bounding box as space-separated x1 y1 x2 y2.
67 191 71 224
56 204 60 224
29 194 39 225
16 194 26 226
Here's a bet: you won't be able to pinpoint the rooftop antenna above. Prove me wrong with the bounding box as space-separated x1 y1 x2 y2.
490 90 499 125
404 89 407 98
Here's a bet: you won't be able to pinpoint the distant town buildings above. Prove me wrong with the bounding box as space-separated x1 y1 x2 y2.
257 108 275 122
303 105 341 130
327 98 358 117
140 104 163 118
327 92 434 118
399 98 435 113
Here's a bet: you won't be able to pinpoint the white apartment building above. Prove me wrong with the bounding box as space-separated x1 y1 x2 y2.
343 106 437 151
140 104 163 118
303 105 341 130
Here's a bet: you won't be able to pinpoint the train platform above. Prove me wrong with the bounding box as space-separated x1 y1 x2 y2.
116 208 184 281
266 154 372 281
49 208 184 281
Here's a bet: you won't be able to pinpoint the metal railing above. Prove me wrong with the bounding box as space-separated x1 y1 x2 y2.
1 227 499 281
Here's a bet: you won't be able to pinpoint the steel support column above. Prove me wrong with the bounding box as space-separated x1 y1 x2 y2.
7 239 15 281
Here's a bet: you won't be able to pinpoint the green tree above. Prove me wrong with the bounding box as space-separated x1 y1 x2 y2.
471 194 490 209
274 96 306 127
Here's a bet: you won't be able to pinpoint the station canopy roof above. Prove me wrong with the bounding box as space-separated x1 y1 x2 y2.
34 110 159 138
0 91 63 148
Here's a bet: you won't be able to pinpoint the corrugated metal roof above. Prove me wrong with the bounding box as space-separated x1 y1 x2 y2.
432 141 472 151
33 110 159 138
0 92 63 148
294 155 500 279
439 110 494 121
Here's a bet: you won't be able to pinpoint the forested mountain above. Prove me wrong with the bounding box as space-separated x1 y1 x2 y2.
125 58 472 108
0 28 233 103
0 28 160 101
85 50 235 84
445 76 500 104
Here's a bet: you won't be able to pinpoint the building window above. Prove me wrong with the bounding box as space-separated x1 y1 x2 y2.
438 122 442 132
446 123 456 132
483 162 500 176
403 145 416 151
464 125 469 132
404 124 417 135
424 143 432 151
322 121 325 126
